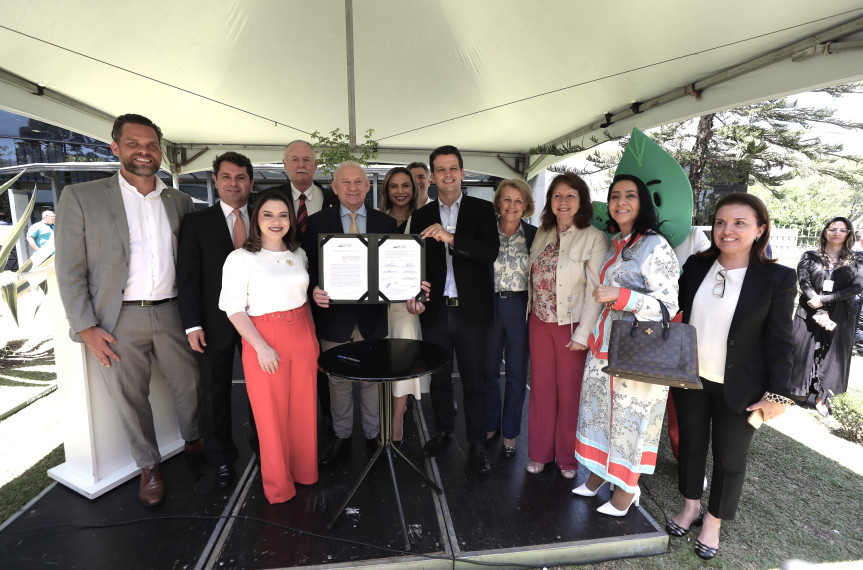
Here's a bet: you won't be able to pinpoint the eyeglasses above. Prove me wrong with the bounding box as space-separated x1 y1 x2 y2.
713 269 727 298
827 228 850 234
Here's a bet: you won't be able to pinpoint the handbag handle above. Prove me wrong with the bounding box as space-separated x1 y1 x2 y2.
628 300 672 339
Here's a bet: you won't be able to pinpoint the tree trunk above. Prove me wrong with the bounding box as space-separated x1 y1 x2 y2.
689 114 715 218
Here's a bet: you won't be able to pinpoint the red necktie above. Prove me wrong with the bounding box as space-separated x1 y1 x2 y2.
297 193 307 235
232 209 245 249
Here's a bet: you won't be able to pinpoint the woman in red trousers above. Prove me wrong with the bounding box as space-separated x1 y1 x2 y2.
219 189 319 503
525 173 608 478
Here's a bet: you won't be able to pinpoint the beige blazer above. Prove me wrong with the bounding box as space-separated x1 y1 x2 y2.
527 223 608 346
55 173 194 340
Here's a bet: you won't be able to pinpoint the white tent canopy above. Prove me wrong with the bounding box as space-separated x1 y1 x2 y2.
1 1 862 179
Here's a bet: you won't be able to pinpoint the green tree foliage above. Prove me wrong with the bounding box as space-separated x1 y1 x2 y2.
309 128 378 178
654 84 863 216
544 83 863 222
751 177 863 230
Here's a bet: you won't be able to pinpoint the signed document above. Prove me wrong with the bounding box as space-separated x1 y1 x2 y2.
321 236 369 301
318 234 425 303
378 237 423 301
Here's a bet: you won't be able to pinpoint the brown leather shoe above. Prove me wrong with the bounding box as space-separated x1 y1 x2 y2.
184 437 204 454
139 464 165 507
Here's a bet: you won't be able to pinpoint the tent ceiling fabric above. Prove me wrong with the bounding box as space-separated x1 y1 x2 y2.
1 1 862 178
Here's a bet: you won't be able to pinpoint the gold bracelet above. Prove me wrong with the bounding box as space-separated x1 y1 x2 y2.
763 392 794 406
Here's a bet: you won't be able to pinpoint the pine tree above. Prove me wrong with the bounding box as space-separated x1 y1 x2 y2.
542 82 863 223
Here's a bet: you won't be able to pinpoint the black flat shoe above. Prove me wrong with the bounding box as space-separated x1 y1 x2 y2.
503 445 516 458
694 539 719 560
666 506 704 537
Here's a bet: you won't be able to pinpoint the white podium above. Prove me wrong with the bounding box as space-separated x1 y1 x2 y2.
46 269 185 499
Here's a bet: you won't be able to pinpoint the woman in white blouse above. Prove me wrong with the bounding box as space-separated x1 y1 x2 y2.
669 193 795 560
219 189 319 504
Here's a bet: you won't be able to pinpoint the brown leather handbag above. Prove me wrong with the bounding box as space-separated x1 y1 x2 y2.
601 300 702 389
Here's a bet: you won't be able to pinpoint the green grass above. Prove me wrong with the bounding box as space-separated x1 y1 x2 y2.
580 414 863 569
0 445 64 523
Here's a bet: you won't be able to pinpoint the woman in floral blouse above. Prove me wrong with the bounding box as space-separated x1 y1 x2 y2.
572 174 679 516
484 179 537 458
525 172 608 478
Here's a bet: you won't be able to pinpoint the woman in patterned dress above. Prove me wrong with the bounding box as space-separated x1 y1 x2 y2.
572 174 680 516
789 217 863 415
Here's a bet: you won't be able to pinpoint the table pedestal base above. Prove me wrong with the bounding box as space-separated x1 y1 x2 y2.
326 381 442 551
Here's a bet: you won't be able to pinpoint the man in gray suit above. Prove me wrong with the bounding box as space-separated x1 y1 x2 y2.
55 114 202 507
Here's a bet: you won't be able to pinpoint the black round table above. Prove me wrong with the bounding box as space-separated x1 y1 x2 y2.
318 339 448 551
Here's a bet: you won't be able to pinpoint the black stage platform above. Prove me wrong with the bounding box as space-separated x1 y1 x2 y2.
0 381 668 569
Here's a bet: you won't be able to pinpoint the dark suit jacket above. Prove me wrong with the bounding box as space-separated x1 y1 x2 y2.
521 219 538 251
177 203 238 351
410 195 499 326
678 255 797 412
268 182 339 218
302 206 398 342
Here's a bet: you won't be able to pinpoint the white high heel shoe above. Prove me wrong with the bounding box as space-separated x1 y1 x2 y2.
596 486 640 516
571 480 615 497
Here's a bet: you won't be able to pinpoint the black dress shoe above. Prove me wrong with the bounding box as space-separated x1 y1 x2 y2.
503 445 517 458
215 464 235 488
366 437 380 452
320 437 349 464
422 432 452 456
471 444 491 475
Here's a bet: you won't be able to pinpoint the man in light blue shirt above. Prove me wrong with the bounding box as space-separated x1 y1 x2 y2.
27 210 55 251
303 162 398 464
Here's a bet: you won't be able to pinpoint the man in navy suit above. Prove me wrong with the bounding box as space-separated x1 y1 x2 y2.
408 145 499 474
178 151 254 487
303 162 398 464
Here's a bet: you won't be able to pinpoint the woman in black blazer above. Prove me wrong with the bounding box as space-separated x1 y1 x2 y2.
669 193 796 560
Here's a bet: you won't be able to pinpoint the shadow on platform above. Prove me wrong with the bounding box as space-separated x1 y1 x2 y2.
0 380 668 568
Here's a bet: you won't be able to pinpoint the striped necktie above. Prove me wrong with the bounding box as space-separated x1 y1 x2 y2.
297 193 307 235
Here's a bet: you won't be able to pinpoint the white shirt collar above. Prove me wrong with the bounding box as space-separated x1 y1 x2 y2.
118 171 167 198
218 200 249 219
291 182 319 201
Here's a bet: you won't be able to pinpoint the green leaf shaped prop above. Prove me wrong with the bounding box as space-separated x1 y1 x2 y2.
591 128 693 247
